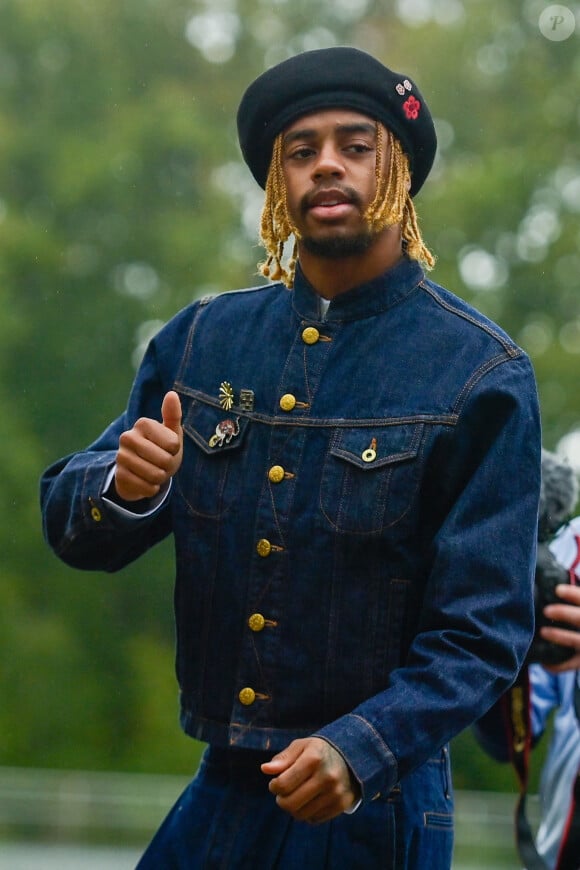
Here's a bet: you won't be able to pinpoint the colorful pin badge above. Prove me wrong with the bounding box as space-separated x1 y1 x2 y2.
395 79 420 119
403 95 421 120
239 389 255 412
395 79 412 95
219 381 234 410
208 417 240 448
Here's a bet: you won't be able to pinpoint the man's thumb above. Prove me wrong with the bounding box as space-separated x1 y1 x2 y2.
162 391 182 434
261 742 301 774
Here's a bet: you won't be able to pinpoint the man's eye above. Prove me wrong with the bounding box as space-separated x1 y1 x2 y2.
289 147 314 159
346 143 373 153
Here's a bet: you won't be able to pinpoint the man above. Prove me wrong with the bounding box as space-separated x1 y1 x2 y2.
475 449 580 870
41 47 541 868
531 586 580 870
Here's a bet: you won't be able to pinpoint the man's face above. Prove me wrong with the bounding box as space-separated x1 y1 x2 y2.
280 108 387 257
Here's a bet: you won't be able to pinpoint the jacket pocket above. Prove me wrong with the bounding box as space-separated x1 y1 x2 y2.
319 423 424 534
176 399 249 518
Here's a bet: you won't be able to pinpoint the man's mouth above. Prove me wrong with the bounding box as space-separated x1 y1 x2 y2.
307 189 353 208
305 189 357 220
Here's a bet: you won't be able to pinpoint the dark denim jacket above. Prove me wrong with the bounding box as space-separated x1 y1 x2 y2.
41 257 541 808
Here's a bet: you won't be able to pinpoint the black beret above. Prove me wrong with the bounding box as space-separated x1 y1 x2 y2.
237 46 437 197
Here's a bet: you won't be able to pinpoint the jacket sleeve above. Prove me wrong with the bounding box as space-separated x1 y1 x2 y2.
472 697 512 764
316 352 542 803
40 314 187 572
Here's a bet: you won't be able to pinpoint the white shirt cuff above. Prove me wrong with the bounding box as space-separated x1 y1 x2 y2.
101 466 172 517
344 797 362 815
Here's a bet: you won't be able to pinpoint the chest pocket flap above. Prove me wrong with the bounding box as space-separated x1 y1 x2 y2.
320 423 424 534
183 400 249 456
331 423 423 470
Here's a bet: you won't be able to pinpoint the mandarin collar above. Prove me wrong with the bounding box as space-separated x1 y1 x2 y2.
291 257 425 323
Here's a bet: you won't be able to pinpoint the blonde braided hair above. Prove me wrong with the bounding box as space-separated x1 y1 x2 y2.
258 124 435 288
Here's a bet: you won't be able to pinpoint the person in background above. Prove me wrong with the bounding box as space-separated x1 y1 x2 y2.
474 449 580 870
40 47 541 869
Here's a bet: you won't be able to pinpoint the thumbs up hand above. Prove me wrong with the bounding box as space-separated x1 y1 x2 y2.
114 391 183 502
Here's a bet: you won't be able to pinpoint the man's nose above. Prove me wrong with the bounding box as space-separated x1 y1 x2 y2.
311 146 344 180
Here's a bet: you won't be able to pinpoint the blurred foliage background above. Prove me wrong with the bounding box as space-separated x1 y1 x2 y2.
2 0 579 797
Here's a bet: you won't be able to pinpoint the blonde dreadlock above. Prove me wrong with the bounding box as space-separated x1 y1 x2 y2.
367 126 435 271
258 124 435 289
259 134 300 288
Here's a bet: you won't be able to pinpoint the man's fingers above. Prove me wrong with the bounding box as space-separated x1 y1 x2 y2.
272 775 354 823
542 603 580 630
116 443 174 485
546 652 580 673
118 426 179 472
540 625 580 648
554 583 580 604
275 787 327 820
114 465 162 500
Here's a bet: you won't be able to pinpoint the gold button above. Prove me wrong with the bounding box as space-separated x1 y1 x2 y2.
268 465 285 484
280 394 296 412
302 327 320 345
248 613 266 632
239 687 256 706
91 506 102 522
256 539 272 557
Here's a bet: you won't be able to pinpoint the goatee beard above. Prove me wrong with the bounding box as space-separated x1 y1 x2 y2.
301 232 374 259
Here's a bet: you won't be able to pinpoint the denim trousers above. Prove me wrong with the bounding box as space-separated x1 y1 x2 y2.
135 746 454 869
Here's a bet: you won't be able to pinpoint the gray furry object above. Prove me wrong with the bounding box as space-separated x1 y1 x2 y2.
529 448 580 665
538 448 579 541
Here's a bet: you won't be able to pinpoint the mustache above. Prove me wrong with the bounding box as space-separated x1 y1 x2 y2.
299 185 363 215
